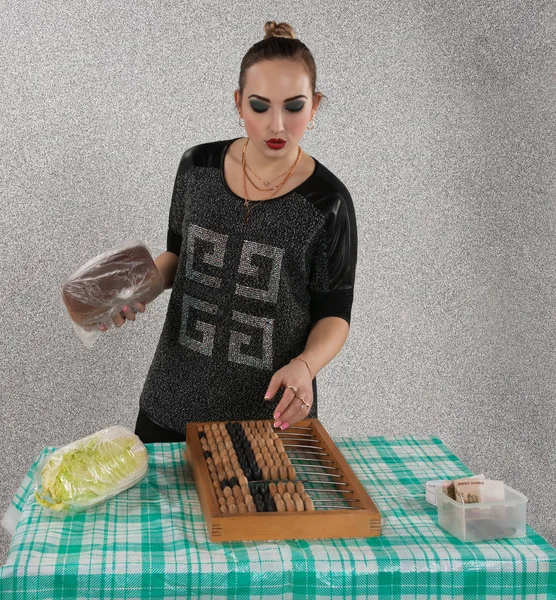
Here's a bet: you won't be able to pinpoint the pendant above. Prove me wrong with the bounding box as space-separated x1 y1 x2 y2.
263 181 270 186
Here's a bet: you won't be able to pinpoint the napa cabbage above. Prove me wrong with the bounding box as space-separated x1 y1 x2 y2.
34 426 148 513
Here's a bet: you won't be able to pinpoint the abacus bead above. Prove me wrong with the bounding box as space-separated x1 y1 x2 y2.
262 466 270 480
223 487 232 498
238 503 247 514
275 497 285 512
238 475 248 486
270 466 279 480
247 502 257 513
244 494 254 505
278 466 287 480
277 482 286 495
286 481 295 495
285 499 295 512
282 492 292 503
218 497 226 507
303 495 315 511
220 505 228 514
229 504 238 514
293 494 304 511
287 466 296 480
295 481 305 495
268 482 277 496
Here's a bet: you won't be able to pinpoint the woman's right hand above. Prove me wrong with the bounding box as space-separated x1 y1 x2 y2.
98 251 178 332
99 300 147 331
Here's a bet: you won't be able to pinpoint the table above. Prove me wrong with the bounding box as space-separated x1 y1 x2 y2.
1 435 555 599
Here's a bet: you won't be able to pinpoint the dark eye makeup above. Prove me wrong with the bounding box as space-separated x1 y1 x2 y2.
249 100 305 113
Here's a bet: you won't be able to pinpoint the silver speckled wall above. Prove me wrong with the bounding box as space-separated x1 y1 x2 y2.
1 0 555 560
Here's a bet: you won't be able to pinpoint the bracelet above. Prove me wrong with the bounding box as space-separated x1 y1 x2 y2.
290 357 314 379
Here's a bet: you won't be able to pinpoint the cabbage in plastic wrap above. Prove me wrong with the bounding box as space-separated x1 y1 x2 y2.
34 426 149 514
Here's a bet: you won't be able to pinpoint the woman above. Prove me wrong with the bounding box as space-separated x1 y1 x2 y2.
111 21 358 443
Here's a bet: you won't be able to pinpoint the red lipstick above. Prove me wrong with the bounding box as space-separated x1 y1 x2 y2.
266 138 286 150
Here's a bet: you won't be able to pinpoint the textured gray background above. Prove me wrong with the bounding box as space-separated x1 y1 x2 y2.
1 0 555 563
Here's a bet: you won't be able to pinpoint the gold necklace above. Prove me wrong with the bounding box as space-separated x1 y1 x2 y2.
246 163 291 190
244 167 288 192
243 138 300 191
242 139 302 224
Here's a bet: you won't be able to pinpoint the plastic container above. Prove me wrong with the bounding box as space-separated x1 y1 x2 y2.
437 484 527 542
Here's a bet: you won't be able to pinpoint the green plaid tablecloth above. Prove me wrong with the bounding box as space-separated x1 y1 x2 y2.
1 435 555 599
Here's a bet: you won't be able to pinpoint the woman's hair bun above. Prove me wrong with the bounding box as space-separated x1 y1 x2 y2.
263 21 296 40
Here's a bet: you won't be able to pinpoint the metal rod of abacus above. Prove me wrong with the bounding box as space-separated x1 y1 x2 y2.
312 498 360 504
314 505 362 510
298 479 350 487
289 457 336 464
291 470 343 478
280 443 328 451
285 462 338 471
281 449 330 457
300 487 355 494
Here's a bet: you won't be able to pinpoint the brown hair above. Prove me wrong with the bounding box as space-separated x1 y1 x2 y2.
237 21 326 106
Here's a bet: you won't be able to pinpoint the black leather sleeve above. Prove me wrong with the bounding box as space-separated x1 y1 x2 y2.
166 145 200 257
306 186 358 326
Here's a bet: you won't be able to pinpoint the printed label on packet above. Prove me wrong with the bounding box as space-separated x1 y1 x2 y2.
425 474 485 506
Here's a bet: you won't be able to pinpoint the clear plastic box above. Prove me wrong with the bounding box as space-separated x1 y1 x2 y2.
437 484 527 542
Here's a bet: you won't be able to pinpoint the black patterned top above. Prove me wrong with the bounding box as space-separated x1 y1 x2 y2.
139 137 357 434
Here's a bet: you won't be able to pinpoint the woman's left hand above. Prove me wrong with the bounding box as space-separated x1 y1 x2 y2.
264 361 313 430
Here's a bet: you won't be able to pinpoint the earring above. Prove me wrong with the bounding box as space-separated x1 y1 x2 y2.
307 113 316 130
239 116 245 128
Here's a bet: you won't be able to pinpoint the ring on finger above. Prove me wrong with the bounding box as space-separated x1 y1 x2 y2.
295 395 310 410
286 385 298 395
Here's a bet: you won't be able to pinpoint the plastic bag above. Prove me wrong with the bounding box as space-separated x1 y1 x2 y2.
34 426 149 515
61 239 164 348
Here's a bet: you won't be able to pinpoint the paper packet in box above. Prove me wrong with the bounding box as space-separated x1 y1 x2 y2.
453 478 505 503
426 474 485 506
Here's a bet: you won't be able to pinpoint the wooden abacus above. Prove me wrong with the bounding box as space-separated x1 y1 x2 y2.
185 418 381 541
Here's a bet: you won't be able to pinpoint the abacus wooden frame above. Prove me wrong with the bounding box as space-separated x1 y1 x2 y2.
185 418 382 542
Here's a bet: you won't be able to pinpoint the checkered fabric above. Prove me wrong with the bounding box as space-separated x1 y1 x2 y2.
1 435 555 599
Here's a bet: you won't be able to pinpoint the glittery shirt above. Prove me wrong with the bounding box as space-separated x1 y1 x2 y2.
139 137 358 434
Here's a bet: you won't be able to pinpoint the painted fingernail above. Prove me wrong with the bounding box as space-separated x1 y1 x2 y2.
273 412 280 419
264 395 270 400
273 421 282 428
99 325 107 331
280 423 289 430
122 305 129 312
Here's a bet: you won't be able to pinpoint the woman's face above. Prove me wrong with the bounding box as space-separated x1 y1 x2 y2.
235 59 319 159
